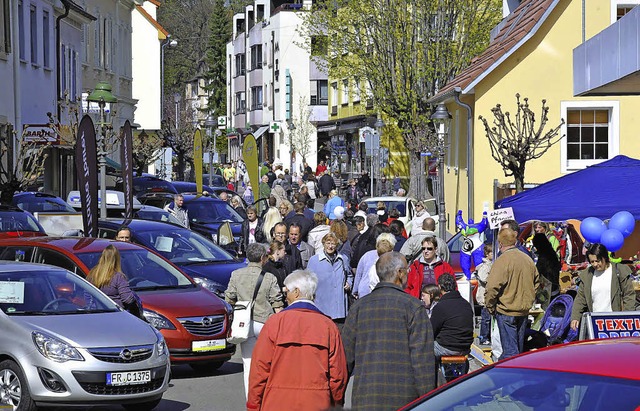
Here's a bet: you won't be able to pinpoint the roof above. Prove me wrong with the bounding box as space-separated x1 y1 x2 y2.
498 337 640 380
135 4 169 38
431 0 559 102
0 237 143 253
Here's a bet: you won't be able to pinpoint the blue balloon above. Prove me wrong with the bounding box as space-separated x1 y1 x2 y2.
608 211 636 238
600 229 625 252
580 217 606 243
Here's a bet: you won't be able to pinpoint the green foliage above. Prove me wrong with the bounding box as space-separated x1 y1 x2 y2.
204 0 232 115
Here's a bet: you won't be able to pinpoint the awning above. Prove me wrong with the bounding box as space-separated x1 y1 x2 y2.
106 157 121 174
253 125 269 138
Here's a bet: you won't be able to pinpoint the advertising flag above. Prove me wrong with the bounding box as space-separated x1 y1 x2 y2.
75 115 99 237
242 134 259 194
194 128 203 193
121 121 134 220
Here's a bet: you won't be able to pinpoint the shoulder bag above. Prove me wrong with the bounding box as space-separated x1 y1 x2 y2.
227 270 266 345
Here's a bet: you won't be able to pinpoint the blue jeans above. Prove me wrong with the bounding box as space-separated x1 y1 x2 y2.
479 307 491 342
496 313 527 360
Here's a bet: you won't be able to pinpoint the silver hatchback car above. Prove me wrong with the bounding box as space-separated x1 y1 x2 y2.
0 262 170 410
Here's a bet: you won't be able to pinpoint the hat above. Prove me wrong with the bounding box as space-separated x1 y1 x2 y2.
334 206 345 220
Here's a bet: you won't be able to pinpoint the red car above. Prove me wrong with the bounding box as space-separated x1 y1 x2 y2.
399 337 640 410
0 237 235 371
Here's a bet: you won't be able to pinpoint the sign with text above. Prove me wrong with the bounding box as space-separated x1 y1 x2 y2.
488 207 515 229
23 125 57 144
579 312 640 340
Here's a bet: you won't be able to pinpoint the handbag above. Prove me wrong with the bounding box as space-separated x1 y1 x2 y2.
227 270 266 345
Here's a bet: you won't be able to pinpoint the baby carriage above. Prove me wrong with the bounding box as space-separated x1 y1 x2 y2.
526 294 578 350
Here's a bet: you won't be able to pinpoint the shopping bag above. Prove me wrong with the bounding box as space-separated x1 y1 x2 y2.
227 300 254 345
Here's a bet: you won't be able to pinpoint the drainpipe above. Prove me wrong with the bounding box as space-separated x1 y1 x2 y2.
453 87 474 219
12 0 21 157
56 2 71 120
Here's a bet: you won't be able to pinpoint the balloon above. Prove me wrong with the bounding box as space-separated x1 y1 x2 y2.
580 217 606 243
608 211 636 238
600 229 624 252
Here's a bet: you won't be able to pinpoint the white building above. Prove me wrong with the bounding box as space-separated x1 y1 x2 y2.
226 0 327 171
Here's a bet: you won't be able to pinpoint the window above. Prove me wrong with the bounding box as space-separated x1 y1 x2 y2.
35 249 78 274
250 86 263 110
612 1 640 22
93 13 100 67
30 4 36 64
310 80 328 105
235 53 245 76
235 92 246 114
42 10 50 67
60 45 78 100
353 78 361 102
0 246 35 263
0 0 11 55
331 82 338 114
250 44 262 70
18 1 25 60
342 79 349 105
560 101 619 172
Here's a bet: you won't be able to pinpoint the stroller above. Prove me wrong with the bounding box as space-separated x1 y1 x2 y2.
525 294 578 350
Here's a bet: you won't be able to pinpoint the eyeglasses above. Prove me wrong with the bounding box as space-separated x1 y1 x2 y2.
274 232 286 237
422 246 435 251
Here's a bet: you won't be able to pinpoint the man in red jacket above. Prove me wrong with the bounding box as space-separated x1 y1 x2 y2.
405 236 455 298
247 270 347 411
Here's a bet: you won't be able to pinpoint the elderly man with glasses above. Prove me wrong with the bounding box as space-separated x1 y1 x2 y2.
405 236 455 298
247 270 347 411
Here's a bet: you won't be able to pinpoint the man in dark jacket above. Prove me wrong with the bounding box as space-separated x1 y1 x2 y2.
358 171 371 196
342 252 435 411
284 201 313 241
272 222 302 275
430 274 474 358
318 170 336 198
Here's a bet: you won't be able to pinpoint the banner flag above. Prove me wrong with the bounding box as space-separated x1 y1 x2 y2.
121 121 134 220
75 115 99 237
194 128 203 193
242 134 259 195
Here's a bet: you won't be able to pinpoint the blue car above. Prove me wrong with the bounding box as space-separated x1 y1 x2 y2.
178 195 244 247
98 219 247 296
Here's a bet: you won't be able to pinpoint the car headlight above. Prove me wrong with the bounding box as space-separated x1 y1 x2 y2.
193 277 226 298
32 332 84 363
143 309 176 330
153 329 168 356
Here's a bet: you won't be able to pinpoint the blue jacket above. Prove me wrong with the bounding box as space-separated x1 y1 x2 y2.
324 196 345 220
307 251 352 319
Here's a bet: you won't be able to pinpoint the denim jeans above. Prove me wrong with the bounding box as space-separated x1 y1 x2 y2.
495 313 527 360
479 307 491 342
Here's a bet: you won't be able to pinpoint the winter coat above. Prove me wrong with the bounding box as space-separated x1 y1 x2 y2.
307 251 352 320
405 258 455 298
430 290 474 353
224 262 284 324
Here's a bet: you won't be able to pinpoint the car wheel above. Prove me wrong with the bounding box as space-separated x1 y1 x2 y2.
123 398 162 411
0 360 36 411
189 361 224 372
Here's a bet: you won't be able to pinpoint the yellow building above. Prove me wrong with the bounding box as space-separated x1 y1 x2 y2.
430 0 640 231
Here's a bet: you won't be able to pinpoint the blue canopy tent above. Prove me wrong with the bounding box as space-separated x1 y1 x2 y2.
494 155 640 222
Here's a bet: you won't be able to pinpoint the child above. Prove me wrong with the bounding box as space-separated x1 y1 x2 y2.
420 283 442 318
474 243 493 345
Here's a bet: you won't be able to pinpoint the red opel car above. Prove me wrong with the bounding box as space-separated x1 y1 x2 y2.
0 237 235 371
399 337 640 410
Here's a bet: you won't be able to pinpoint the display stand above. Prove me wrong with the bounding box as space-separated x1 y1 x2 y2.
578 311 640 340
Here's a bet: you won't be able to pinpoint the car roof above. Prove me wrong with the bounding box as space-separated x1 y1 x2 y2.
496 337 640 380
0 204 32 213
0 236 144 253
99 218 184 231
0 260 69 272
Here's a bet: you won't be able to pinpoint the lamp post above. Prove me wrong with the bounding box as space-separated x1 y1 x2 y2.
87 81 118 219
204 114 216 186
374 117 384 196
160 37 178 120
430 103 452 241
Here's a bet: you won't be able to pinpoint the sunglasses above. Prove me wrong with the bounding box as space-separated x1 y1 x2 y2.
422 246 435 251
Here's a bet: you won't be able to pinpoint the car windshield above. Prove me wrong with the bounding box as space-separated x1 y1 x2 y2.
366 200 408 217
410 368 640 411
14 195 76 213
135 227 234 264
0 269 119 315
77 249 195 291
0 212 44 233
186 201 244 223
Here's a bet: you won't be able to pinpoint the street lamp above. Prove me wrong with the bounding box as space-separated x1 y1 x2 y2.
87 81 118 219
160 37 178 120
430 103 452 240
204 114 216 186
374 117 384 196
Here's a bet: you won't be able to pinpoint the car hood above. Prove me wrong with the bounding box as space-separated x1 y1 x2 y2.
177 260 248 288
138 287 227 315
12 312 157 347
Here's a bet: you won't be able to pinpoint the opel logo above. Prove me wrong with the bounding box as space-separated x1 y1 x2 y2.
202 317 212 326
120 349 133 361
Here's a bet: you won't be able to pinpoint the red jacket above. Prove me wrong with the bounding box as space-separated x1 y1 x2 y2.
405 259 455 298
247 303 347 411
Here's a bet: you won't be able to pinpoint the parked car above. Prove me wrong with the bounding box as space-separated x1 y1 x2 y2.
67 189 144 218
134 205 185 227
364 196 437 235
0 205 47 238
97 219 247 296
132 176 178 199
0 238 236 371
12 192 76 214
399 337 640 410
171 181 214 195
0 261 169 410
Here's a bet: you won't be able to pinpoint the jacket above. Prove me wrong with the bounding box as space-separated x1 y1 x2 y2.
247 302 347 411
570 263 636 322
324 196 345 220
295 241 315 269
307 251 352 319
342 282 436 411
242 218 266 252
307 225 331 253
484 247 540 317
400 231 449 263
430 290 474 352
262 259 288 291
405 258 455 298
284 213 313 241
318 174 336 196
474 259 492 306
225 262 284 324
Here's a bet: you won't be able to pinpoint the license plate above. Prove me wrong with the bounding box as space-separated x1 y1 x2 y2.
192 339 226 352
106 370 151 386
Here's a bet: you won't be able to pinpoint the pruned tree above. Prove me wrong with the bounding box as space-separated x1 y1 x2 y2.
160 100 197 181
300 0 502 197
132 131 165 175
479 94 565 193
290 96 315 165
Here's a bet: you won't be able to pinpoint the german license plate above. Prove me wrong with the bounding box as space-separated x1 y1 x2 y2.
106 370 151 386
192 339 226 352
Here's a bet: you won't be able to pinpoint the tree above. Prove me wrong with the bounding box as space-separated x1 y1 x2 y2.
160 101 197 181
132 131 164 175
479 94 565 193
204 0 232 116
290 96 315 165
0 129 50 204
300 0 502 197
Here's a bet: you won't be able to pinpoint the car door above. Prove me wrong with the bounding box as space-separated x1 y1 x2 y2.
33 248 82 276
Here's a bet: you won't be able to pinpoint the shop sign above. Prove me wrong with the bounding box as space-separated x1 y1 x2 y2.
487 207 515 229
591 313 640 339
23 125 58 144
